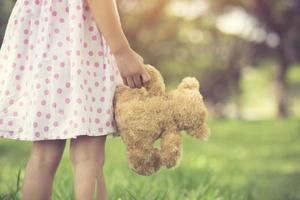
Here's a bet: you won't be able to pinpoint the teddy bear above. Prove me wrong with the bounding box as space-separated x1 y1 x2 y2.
112 64 209 176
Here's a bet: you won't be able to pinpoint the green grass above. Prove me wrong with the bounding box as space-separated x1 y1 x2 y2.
0 119 300 200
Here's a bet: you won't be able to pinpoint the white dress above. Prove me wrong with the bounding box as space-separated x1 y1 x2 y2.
0 0 124 141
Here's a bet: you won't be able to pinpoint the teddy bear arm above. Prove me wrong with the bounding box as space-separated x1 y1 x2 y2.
186 122 210 140
160 128 182 168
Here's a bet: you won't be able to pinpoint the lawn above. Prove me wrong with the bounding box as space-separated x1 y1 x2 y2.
0 119 299 200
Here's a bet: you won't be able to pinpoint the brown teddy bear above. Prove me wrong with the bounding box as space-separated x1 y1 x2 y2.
112 64 209 176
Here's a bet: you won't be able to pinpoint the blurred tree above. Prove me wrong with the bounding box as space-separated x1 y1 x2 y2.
117 0 254 118
1 0 299 118
211 0 300 117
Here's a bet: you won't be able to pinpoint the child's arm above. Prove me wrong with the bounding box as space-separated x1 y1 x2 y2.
86 0 129 55
86 0 151 89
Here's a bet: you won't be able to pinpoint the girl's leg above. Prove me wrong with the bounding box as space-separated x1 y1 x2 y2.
21 139 66 200
69 135 107 200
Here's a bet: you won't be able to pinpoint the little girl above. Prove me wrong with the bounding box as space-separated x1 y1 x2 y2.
0 0 151 199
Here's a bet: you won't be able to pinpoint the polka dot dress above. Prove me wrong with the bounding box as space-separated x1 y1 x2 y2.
0 0 124 141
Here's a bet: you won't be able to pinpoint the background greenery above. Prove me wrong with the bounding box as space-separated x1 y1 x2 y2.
0 0 299 199
1 120 300 199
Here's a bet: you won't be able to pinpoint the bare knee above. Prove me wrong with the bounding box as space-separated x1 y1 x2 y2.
30 140 66 174
70 135 106 168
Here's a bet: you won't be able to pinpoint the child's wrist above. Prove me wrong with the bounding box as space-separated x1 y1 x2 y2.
111 43 131 57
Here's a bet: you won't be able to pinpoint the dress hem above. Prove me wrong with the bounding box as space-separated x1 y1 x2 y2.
0 129 119 141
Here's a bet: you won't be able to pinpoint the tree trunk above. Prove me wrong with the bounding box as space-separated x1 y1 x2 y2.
275 41 289 118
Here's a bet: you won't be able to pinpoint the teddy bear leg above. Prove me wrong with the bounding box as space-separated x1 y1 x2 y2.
160 130 182 168
126 145 161 176
187 123 210 140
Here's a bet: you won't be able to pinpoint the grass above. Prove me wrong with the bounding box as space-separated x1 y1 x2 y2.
0 119 299 200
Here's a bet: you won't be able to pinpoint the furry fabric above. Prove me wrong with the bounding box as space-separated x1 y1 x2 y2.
113 64 209 176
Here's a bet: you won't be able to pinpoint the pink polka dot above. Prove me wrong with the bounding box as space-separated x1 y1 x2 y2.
35 132 40 137
46 113 51 119
57 88 62 94
36 112 42 117
9 99 14 105
16 85 21 90
41 100 47 105
65 98 70 104
58 109 64 115
76 98 82 104
88 26 94 32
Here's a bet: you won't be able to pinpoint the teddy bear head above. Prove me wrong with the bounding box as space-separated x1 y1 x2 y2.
169 77 209 140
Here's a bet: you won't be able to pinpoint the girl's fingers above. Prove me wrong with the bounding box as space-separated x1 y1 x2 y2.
122 76 128 86
141 70 151 83
126 77 135 88
133 75 142 88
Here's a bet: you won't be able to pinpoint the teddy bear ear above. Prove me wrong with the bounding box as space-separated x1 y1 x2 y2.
177 77 200 91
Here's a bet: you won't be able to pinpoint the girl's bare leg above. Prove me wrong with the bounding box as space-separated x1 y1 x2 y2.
96 168 107 200
21 139 66 200
70 135 107 200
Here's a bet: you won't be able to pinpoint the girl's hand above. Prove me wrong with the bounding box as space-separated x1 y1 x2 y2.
85 0 151 88
114 48 151 89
